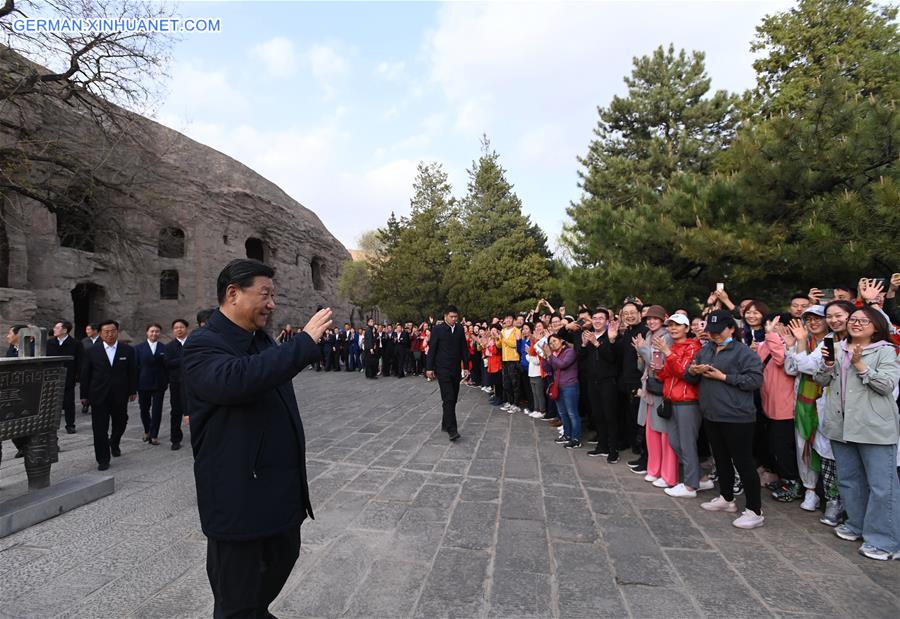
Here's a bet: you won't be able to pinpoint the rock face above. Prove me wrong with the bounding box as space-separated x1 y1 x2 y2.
0 51 352 338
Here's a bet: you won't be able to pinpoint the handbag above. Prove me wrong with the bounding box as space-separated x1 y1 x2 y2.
658 399 673 420
546 373 560 401
646 375 665 396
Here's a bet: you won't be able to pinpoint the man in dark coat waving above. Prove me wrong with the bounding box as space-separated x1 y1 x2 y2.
182 259 332 618
426 305 470 441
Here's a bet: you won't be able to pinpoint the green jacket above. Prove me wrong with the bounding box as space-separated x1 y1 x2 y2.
813 341 900 445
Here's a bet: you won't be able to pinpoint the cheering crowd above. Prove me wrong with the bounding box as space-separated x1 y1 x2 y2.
304 275 900 561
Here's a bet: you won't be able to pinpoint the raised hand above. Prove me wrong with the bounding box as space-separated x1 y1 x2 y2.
632 333 646 349
303 307 333 342
860 278 884 303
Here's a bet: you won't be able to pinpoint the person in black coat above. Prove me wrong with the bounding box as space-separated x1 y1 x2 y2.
363 318 379 379
426 305 471 441
380 324 394 376
80 324 100 415
46 320 82 434
182 259 331 619
578 308 621 462
394 325 410 378
163 318 189 450
135 323 169 445
80 320 137 469
2 325 31 463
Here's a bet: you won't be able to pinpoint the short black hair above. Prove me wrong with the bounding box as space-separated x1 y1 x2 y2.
89 323 99 331
57 320 73 334
196 308 215 325
172 318 189 328
98 320 119 331
10 324 26 334
445 305 459 315
834 284 855 294
592 306 610 319
216 259 275 304
790 292 810 302
145 322 162 332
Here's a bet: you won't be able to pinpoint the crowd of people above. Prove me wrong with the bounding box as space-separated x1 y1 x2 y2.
300 276 900 561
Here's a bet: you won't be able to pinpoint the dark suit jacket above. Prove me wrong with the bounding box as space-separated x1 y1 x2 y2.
46 335 82 389
426 322 470 377
135 340 168 391
79 341 138 405
182 309 321 541
364 327 378 354
81 336 99 351
164 339 186 384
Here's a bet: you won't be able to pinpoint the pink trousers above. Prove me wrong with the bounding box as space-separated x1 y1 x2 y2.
646 420 678 486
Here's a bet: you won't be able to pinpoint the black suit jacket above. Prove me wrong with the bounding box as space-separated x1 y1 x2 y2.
426 322 470 377
182 309 320 541
79 341 138 405
135 340 168 391
164 339 186 384
46 335 82 389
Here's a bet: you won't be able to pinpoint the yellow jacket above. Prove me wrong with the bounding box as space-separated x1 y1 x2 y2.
500 327 521 362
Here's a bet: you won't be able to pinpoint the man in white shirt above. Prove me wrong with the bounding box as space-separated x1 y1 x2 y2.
164 319 190 450
47 320 82 433
135 323 168 445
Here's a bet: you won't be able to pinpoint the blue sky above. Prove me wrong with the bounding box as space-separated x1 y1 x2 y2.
156 0 791 250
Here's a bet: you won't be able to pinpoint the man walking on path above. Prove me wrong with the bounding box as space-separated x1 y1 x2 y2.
182 259 332 618
426 305 470 441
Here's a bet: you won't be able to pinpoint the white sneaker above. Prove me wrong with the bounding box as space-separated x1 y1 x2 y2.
732 509 765 529
500 403 511 411
643 474 659 482
665 483 697 498
800 490 820 512
698 479 715 491
510 406 522 414
529 411 544 418
652 478 670 488
701 496 737 512
522 408 531 415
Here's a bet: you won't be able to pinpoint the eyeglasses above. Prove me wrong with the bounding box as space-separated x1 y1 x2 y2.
847 318 872 326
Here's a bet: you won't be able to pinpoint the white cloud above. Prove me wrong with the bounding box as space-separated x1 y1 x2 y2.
251 36 297 78
162 62 249 119
305 44 349 99
374 60 406 82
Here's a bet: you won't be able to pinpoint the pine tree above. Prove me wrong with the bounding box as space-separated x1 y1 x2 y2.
562 44 741 307
370 163 456 320
443 137 551 318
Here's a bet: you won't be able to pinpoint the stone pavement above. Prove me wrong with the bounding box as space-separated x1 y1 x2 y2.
0 370 897 618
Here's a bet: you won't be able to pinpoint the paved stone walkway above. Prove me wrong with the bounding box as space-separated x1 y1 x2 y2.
0 370 897 618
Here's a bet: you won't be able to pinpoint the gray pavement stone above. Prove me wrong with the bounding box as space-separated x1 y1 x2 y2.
0 370 896 619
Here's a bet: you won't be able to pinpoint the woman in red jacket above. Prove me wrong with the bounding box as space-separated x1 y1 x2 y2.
655 314 711 498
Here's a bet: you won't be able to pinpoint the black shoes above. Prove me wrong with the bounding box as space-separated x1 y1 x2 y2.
564 440 582 449
628 457 647 473
449 431 460 442
607 452 619 464
98 462 110 471
111 446 122 458
587 448 606 457
171 442 182 451
66 426 76 434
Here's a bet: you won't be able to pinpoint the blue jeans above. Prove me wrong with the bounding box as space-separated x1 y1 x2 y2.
556 384 581 441
831 440 900 552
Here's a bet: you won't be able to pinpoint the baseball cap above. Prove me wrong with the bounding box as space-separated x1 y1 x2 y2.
705 310 736 333
802 305 826 318
665 314 690 327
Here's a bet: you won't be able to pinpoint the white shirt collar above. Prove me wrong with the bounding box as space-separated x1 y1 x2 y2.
177 337 186 345
57 335 68 344
104 341 117 350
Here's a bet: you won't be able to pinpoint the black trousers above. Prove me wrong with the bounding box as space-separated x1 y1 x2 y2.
139 389 166 439
62 384 76 430
394 349 407 377
767 418 799 481
470 354 482 385
501 361 520 405
382 348 394 376
169 381 185 445
587 378 619 453
364 352 379 378
438 375 461 434
207 528 301 619
704 419 761 514
92 397 128 464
